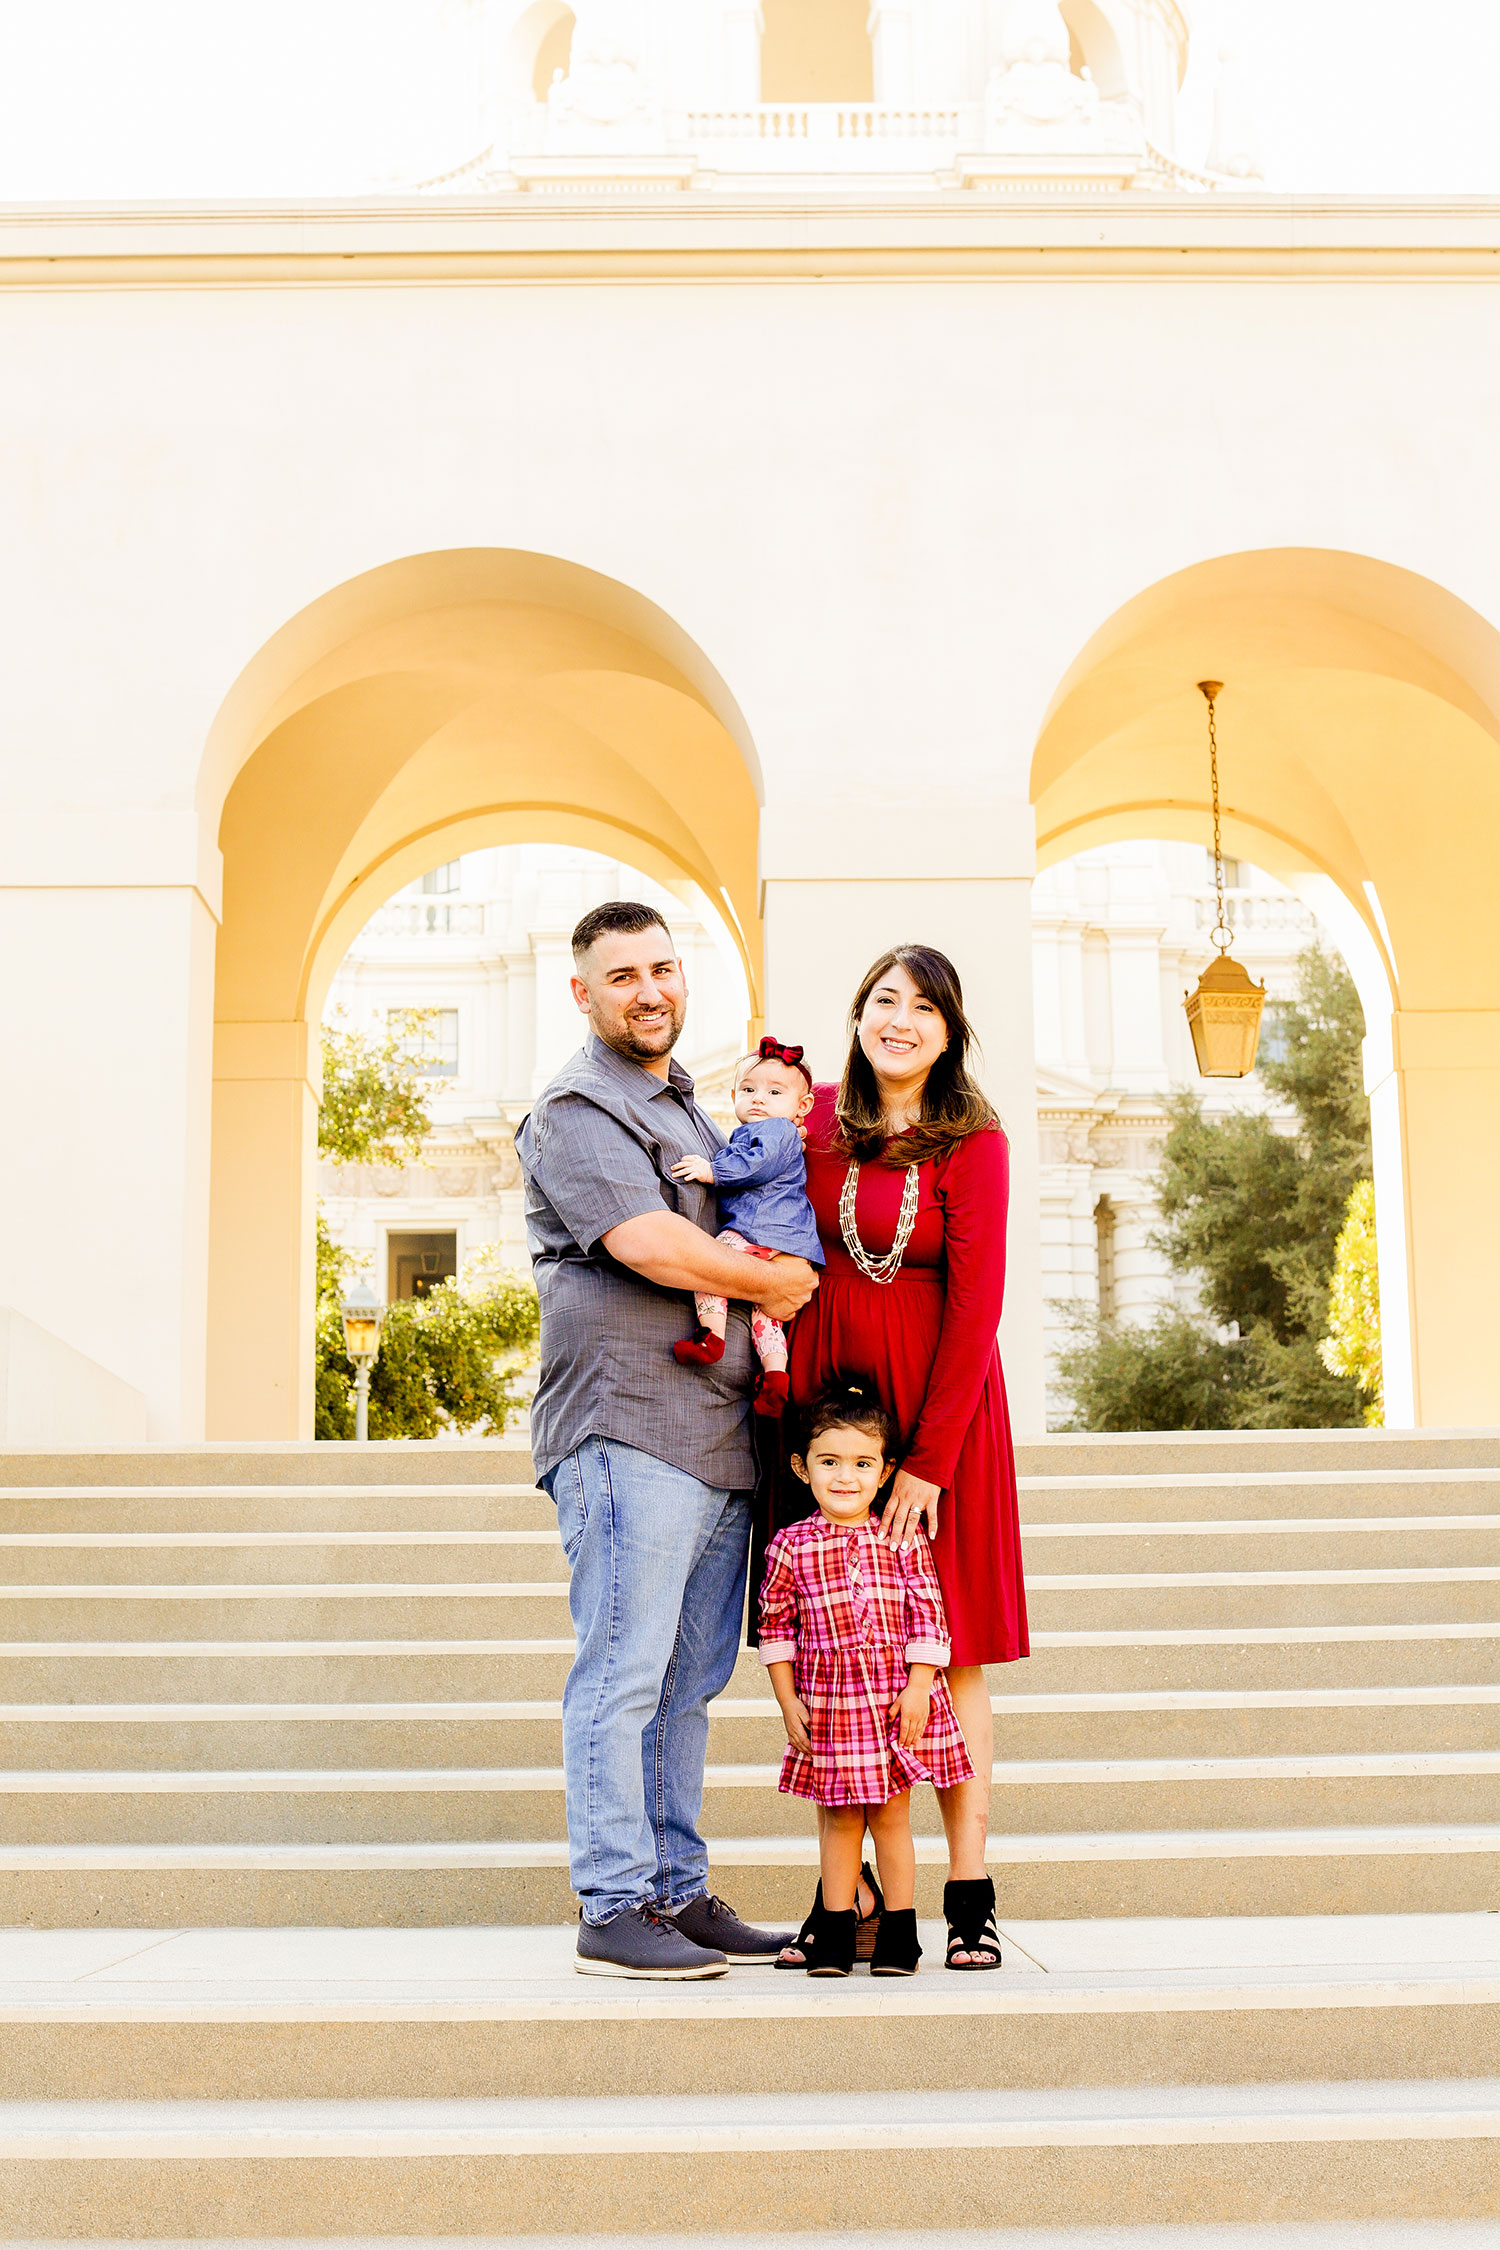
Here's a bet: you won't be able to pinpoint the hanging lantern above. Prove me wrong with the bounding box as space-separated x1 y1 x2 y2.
1182 680 1266 1079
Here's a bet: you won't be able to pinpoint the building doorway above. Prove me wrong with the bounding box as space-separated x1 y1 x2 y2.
387 1231 458 1302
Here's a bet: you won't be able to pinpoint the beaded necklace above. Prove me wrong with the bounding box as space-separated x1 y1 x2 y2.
838 1158 920 1285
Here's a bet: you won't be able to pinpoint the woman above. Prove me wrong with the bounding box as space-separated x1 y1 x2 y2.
772 943 1026 1971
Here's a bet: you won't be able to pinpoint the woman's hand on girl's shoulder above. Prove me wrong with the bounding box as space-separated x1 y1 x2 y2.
878 1468 940 1548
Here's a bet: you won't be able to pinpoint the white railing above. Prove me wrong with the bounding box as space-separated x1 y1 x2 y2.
1192 891 1317 936
368 901 486 938
683 103 964 143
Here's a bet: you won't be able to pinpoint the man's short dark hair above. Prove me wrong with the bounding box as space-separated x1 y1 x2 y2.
571 900 675 963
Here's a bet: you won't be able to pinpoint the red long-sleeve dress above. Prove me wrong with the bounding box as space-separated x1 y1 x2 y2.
776 1084 1028 1669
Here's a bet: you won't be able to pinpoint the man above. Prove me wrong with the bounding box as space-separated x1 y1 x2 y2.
516 901 819 1978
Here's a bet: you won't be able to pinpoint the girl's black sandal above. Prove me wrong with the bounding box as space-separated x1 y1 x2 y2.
943 1876 1002 1971
776 1867 883 1969
855 1859 884 1962
869 1905 921 1977
774 1880 825 1970
804 1899 858 1977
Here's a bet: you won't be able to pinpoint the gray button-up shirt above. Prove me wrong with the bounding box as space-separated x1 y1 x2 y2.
515 1032 756 1490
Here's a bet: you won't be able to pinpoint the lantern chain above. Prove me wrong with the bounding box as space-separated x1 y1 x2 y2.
1201 681 1232 954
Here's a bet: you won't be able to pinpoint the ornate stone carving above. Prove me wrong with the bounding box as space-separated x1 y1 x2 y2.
988 0 1098 132
981 0 1143 161
545 3 659 153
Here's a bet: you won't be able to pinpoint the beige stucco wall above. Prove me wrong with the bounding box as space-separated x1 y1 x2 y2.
3 200 1500 1436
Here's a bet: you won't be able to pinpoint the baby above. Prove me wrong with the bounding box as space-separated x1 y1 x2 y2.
669 1035 823 1416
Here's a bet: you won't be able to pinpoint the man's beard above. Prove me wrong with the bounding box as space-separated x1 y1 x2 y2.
609 1002 684 1060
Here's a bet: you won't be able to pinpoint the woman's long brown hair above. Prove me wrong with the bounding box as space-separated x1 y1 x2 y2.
836 944 999 1165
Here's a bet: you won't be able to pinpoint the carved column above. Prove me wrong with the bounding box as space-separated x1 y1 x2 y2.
723 1 763 105
867 2 914 104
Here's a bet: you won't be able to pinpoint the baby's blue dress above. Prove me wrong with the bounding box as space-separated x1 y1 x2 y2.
712 1118 825 1264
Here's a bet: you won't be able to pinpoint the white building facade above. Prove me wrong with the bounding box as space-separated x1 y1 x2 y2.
418 0 1233 200
6 0 1500 1445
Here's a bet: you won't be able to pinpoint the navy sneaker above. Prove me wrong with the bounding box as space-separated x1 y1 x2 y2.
668 1892 796 1959
575 1902 728 1979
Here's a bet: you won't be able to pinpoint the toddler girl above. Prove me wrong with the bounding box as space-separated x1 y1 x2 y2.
668 1034 823 1416
757 1380 974 1976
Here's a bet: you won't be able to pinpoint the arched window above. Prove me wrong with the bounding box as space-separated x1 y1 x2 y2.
760 0 873 103
1058 0 1128 101
507 1 575 103
532 8 575 99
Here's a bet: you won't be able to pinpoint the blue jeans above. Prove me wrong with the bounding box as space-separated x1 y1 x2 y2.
542 1436 752 1925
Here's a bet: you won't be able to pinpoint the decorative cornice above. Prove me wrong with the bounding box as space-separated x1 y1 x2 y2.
2 194 1500 286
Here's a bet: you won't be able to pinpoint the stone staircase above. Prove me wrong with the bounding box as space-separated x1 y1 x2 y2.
1 1428 1499 2234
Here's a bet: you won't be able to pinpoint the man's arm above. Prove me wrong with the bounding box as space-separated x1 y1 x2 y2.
601 1211 818 1324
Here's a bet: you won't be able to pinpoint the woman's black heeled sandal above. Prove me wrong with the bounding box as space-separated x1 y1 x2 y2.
804 1899 858 1977
869 1905 922 1977
855 1859 884 1962
943 1876 1002 1971
774 1880 825 1970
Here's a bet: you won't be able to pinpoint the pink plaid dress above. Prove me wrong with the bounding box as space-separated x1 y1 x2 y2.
758 1513 976 1808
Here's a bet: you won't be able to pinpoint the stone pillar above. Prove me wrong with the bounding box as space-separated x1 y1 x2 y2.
207 1020 319 1439
0 855 216 1441
531 932 581 1093
502 949 537 1102
760 795 1045 1436
723 0 763 103
867 1 914 102
1104 933 1168 1090
1378 1010 1500 1428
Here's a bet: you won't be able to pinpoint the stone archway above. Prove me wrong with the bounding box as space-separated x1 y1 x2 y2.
204 548 763 1439
1031 547 1500 1428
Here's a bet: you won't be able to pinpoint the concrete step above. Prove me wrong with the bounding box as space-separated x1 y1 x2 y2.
5 1686 1500 1770
5 1432 1499 1490
1016 1469 1500 1522
0 1531 573 1587
6 1825 1499 1926
1015 1431 1500 1477
10 1754 1500 1846
4 1627 1498 1705
9 1477 1500 1534
8 1571 1500 1642
0 1486 556 1533
0 1448 538 1489
0 1589 577 1640
7 1517 1499 1587
5 2233 1488 2250
4 2079 1498 2234
3 1917 1497 2102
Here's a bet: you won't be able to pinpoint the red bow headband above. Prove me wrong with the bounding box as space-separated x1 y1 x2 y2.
755 1034 813 1087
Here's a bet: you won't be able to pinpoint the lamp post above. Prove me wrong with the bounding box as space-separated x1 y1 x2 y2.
340 1280 385 1444
1182 681 1266 1078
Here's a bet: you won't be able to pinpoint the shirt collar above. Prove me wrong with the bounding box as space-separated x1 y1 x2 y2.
584 1028 696 1103
808 1510 876 1537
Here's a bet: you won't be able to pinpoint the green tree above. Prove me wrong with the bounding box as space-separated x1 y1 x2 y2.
1320 1178 1382 1425
313 1015 540 1440
318 1010 440 1168
1053 942 1373 1432
315 1254 539 1443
